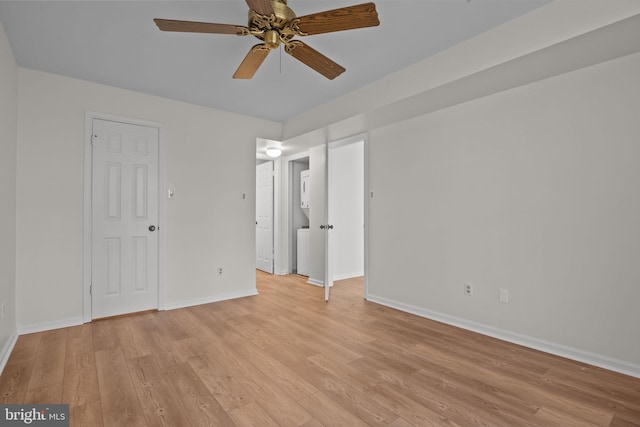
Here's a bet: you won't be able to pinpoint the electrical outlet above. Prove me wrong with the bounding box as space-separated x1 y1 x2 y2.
499 288 509 303
464 282 473 296
218 267 223 275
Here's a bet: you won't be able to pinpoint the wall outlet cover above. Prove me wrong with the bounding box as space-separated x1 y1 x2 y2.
464 282 473 296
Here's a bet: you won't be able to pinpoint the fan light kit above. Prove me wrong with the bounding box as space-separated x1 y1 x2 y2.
154 0 380 80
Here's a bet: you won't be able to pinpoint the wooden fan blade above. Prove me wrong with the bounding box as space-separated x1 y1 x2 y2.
233 44 272 79
154 19 249 35
285 41 345 80
294 3 379 36
245 0 274 16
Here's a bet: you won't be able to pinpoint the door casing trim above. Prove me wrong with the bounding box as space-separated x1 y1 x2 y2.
83 111 167 322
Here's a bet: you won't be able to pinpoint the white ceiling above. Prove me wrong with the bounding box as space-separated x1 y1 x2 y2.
0 0 549 122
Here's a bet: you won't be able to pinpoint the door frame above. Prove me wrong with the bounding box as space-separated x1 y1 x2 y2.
83 111 167 322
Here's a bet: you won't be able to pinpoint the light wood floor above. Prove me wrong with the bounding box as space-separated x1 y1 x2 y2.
1 272 639 426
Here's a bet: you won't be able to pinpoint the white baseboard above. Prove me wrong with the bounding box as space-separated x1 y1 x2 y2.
307 278 324 287
333 271 365 281
0 333 18 374
17 316 85 335
366 293 640 379
14 290 258 334
10 290 257 341
162 289 258 311
306 280 335 288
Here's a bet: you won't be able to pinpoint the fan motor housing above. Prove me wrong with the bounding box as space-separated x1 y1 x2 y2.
248 0 297 46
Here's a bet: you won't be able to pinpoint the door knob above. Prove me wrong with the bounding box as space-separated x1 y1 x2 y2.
328 225 334 230
148 225 156 232
320 225 325 229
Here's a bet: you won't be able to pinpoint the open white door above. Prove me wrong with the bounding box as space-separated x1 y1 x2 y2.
256 161 274 273
308 145 327 291
324 142 333 301
91 119 159 318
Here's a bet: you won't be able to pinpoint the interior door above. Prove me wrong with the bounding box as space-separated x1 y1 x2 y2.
256 161 274 273
91 119 159 319
308 145 328 296
324 142 333 301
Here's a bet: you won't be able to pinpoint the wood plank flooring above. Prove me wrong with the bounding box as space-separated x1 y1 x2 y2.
1 271 639 426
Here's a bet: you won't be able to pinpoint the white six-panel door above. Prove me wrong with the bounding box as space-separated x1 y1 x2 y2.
91 119 159 318
256 161 274 273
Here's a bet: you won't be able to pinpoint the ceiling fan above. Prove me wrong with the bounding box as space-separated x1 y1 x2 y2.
154 0 379 80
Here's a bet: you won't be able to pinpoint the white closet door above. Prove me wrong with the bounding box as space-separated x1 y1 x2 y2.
91 119 159 318
256 161 274 273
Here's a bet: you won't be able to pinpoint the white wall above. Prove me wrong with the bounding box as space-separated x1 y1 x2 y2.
0 19 18 365
279 3 640 375
15 68 281 330
282 1 640 141
367 51 640 373
330 140 364 280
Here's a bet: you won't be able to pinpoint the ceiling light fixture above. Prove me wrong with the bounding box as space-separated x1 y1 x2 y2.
266 141 282 158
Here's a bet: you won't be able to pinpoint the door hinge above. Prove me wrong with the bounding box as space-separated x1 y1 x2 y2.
89 284 92 295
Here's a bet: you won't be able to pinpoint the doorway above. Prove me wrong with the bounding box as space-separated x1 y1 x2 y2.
325 135 367 301
328 139 365 281
288 156 310 275
283 135 367 301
